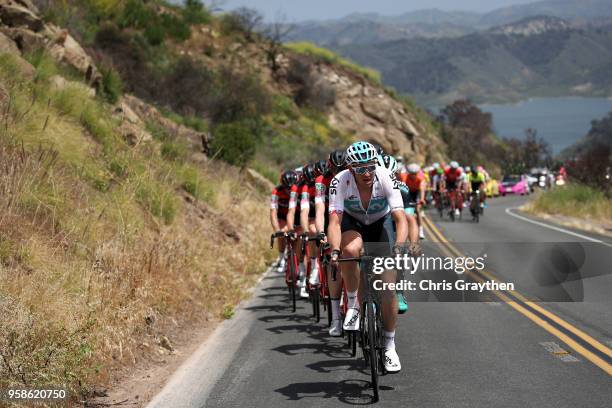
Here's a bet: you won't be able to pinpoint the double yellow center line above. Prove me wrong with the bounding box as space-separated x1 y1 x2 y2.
422 216 612 375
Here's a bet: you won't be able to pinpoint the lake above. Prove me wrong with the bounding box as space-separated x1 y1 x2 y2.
478 97 612 154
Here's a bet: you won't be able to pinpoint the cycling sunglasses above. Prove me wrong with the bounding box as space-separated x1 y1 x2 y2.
351 163 377 175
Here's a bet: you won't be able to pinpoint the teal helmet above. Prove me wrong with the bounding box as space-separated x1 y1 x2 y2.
346 141 378 165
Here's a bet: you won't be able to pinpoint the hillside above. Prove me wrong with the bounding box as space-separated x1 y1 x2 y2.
0 0 446 401
335 16 612 105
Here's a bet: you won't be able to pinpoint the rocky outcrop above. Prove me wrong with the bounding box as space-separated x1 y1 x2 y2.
245 168 275 192
0 0 43 31
0 0 101 87
266 51 445 162
0 30 19 54
120 95 210 154
311 62 445 163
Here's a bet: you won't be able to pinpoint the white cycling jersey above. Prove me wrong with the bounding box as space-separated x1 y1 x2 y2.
328 167 403 225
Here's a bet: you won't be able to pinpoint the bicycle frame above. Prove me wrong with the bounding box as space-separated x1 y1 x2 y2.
270 232 299 312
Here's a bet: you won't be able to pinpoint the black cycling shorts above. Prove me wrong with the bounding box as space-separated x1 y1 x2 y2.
408 191 419 205
340 212 396 256
277 209 301 227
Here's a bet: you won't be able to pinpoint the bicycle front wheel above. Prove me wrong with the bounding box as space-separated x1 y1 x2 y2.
364 302 379 401
288 251 298 312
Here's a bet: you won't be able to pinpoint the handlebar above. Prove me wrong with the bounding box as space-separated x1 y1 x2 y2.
300 233 327 256
327 254 376 281
270 231 285 248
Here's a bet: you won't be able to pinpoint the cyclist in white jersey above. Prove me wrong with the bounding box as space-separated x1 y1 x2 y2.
328 141 408 373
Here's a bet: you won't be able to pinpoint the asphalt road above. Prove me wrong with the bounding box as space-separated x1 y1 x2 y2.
147 194 612 408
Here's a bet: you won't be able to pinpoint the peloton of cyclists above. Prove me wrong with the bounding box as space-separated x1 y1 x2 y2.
271 144 500 355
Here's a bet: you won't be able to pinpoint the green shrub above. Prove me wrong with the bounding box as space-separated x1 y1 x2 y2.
219 13 244 36
118 0 153 29
99 65 123 104
182 0 212 25
211 121 257 167
144 23 165 46
161 13 191 42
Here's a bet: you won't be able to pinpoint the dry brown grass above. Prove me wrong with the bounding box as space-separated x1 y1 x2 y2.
0 53 273 400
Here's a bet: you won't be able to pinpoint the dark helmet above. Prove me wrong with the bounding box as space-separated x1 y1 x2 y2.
371 143 384 156
329 149 346 169
470 165 478 173
281 170 298 188
303 163 317 184
315 159 330 177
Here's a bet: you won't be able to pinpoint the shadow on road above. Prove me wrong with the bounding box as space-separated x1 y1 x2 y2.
258 314 313 323
306 359 368 375
272 342 352 359
274 379 383 405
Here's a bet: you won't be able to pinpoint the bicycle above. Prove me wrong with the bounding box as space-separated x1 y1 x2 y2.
333 254 386 402
470 190 481 223
433 189 445 219
447 188 462 222
300 233 329 323
270 231 299 312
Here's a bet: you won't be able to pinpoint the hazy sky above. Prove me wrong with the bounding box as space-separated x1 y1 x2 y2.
221 0 541 21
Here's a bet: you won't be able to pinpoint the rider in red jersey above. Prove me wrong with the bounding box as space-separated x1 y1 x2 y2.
443 161 463 217
299 163 320 298
270 170 299 272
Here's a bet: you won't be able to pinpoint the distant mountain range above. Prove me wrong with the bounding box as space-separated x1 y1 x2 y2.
333 16 612 105
285 1 612 105
288 0 612 44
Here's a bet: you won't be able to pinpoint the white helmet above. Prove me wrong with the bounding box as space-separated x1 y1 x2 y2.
407 163 420 174
377 154 398 174
465 166 471 173
450 161 459 169
433 162 440 170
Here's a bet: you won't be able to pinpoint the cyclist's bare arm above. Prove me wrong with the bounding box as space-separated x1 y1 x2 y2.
328 211 342 252
286 207 296 231
315 202 325 234
391 209 408 245
419 180 427 204
270 209 281 232
300 205 310 233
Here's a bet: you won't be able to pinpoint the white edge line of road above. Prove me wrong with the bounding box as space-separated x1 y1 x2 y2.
146 266 274 408
505 207 612 248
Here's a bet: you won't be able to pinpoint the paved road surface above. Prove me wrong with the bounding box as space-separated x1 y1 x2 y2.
147 195 612 408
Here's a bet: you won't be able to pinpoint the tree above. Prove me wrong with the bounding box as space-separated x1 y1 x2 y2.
231 7 264 41
259 17 294 75
440 99 492 138
522 128 552 169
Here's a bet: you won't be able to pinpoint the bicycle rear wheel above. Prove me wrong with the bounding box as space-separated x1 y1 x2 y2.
311 288 320 322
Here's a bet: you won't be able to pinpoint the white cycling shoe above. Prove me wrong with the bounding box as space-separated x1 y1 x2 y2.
384 348 402 373
299 280 309 298
343 307 360 331
308 267 320 286
328 319 342 337
418 226 425 240
276 259 286 273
